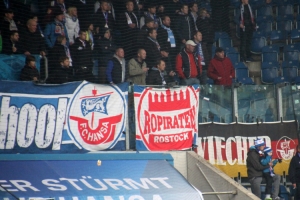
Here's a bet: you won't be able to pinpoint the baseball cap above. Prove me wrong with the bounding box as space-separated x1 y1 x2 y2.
186 40 197 46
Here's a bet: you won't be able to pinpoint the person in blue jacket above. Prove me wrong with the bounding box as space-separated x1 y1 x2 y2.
260 147 281 200
44 7 69 49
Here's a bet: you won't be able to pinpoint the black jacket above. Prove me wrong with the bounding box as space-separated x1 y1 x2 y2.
19 29 46 55
136 25 149 48
47 66 74 84
108 57 128 84
144 37 161 69
2 38 23 54
196 17 214 44
288 153 300 184
146 68 167 85
157 26 172 52
93 10 115 30
246 147 269 179
96 37 116 68
70 38 92 70
175 13 195 42
20 65 40 81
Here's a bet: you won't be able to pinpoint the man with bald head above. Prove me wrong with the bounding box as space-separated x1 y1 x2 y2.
19 19 46 56
175 40 202 85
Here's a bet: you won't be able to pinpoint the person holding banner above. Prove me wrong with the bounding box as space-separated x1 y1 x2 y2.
246 138 273 198
288 145 300 200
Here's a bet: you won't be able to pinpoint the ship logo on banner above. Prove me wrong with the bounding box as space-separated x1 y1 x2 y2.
276 136 296 162
134 85 199 151
68 82 127 151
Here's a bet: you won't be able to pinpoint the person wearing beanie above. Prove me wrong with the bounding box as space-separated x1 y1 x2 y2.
246 138 272 198
207 47 235 85
260 147 281 200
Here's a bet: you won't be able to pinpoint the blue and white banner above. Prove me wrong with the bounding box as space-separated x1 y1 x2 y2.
0 160 204 200
0 81 128 153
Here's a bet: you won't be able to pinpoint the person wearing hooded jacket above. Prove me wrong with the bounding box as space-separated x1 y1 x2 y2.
246 138 273 198
208 47 235 86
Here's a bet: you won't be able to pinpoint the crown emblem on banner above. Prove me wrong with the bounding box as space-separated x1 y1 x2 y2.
148 89 191 112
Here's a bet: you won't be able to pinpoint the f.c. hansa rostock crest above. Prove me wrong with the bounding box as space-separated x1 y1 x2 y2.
67 82 126 151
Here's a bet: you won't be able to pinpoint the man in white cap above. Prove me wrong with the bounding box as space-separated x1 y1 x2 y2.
246 138 273 198
175 40 202 85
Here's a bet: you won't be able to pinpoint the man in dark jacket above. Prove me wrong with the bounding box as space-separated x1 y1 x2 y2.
174 4 195 50
94 0 115 33
289 145 300 200
144 28 163 71
246 138 272 198
136 17 155 48
147 59 168 85
208 47 235 86
20 19 46 56
47 56 74 84
2 30 22 54
70 30 94 82
119 0 139 60
20 55 40 81
196 8 214 65
0 9 18 40
106 48 127 84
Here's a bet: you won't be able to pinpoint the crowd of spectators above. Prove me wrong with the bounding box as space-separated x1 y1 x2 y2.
0 0 235 86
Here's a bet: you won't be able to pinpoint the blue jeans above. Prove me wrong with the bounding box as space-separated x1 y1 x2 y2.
181 78 200 86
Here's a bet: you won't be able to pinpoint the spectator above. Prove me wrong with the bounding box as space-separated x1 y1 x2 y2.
239 0 256 62
196 8 214 65
53 0 67 13
193 31 207 84
119 0 139 60
47 56 74 84
175 4 195 50
140 2 158 29
94 0 115 33
106 48 127 84
28 15 44 38
246 138 272 198
208 47 235 86
163 0 181 23
144 28 162 71
157 15 177 68
260 147 281 200
69 0 95 26
147 59 168 85
288 145 300 200
132 0 145 20
136 17 155 48
128 48 149 85
176 40 201 85
2 30 22 54
65 6 80 45
48 35 72 79
44 7 69 49
20 19 46 56
20 55 39 81
70 30 94 82
0 9 18 40
189 2 198 30
96 28 116 83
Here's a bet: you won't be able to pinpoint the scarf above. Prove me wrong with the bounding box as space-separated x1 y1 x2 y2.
125 12 139 28
240 4 255 31
147 36 160 51
64 44 72 66
55 19 65 36
71 16 77 22
195 41 204 65
161 24 176 48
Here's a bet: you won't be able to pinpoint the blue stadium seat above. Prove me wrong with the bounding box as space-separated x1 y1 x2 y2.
273 76 290 85
235 62 250 82
262 51 278 62
282 61 299 82
277 4 294 15
276 20 293 35
283 50 300 61
218 38 233 48
227 52 240 64
261 61 280 84
257 21 273 37
224 46 238 53
290 29 300 44
214 32 230 42
256 15 274 24
284 44 300 52
257 6 273 17
239 77 255 85
276 14 294 21
211 45 216 58
262 44 280 53
253 30 267 38
251 37 267 54
270 30 287 46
